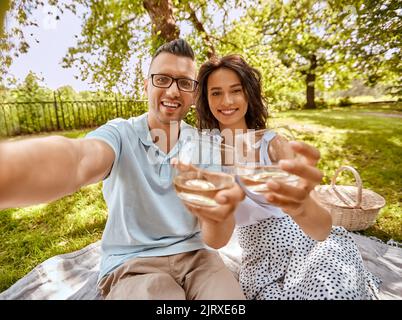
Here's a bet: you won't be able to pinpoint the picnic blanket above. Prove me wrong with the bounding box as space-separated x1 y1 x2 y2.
0 232 401 300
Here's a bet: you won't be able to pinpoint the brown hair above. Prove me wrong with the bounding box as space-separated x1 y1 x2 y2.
195 54 268 130
150 39 195 66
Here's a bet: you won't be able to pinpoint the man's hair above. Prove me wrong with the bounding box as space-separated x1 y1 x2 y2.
195 54 268 131
151 39 195 63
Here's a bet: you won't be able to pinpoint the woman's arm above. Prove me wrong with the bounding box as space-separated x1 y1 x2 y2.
291 196 332 241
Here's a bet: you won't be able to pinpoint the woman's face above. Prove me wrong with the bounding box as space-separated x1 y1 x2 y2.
207 68 248 130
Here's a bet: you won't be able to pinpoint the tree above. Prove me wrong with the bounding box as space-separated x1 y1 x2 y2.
12 71 51 133
0 0 11 36
343 0 401 98
232 0 364 109
215 13 305 110
3 0 400 105
14 71 50 102
1 0 245 93
57 85 77 101
60 0 241 92
228 0 401 108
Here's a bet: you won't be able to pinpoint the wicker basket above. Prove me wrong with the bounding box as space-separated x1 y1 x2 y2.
311 166 386 231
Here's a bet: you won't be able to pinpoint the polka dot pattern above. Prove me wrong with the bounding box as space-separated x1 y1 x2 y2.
238 216 381 300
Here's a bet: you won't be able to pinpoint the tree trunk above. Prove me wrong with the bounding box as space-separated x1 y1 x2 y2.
0 0 11 37
143 0 180 49
305 54 317 109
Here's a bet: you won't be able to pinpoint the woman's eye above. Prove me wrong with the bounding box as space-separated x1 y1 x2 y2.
211 92 221 96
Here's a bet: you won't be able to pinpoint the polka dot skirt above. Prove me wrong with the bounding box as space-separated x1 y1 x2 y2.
237 216 381 300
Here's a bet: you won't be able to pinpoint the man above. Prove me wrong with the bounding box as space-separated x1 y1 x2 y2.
0 39 245 299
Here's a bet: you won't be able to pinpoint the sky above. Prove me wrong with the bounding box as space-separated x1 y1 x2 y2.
7 4 94 92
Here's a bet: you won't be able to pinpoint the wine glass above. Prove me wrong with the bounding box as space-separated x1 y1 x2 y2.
173 136 236 207
233 126 300 198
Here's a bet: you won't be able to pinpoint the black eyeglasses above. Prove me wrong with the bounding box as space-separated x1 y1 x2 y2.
150 74 198 92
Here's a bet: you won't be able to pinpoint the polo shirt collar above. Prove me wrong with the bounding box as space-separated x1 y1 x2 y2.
133 112 196 150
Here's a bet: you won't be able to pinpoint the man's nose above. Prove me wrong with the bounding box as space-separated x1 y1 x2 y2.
166 80 180 97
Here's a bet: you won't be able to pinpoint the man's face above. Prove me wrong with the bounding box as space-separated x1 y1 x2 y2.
145 52 197 128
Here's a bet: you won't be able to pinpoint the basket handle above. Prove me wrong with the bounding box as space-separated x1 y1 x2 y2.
331 166 362 208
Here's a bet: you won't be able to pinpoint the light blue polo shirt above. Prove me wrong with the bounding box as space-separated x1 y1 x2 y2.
85 113 206 281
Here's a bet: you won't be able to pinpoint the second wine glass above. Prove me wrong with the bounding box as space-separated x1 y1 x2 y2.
234 126 300 195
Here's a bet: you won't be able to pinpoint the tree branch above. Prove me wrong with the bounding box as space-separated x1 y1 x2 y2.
185 2 216 59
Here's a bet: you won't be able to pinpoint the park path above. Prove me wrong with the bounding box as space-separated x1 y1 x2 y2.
359 112 402 119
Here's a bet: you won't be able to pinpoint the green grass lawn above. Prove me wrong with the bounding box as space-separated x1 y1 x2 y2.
0 103 401 292
270 103 401 244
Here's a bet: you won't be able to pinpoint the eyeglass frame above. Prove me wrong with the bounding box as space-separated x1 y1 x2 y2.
149 74 199 92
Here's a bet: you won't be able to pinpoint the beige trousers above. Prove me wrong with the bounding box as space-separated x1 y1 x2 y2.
98 249 245 300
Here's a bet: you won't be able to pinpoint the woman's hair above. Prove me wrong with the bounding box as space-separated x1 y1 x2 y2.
195 54 268 130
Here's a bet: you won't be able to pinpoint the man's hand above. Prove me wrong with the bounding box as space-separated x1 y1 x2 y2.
171 158 245 248
184 182 245 249
171 158 245 222
183 182 245 223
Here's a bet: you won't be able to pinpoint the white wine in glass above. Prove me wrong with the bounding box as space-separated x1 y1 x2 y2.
173 137 235 207
234 127 299 195
174 170 234 207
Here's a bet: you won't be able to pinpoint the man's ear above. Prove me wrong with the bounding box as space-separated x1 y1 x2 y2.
144 78 148 97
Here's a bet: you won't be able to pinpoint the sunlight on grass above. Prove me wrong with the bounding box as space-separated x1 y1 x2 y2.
388 136 402 148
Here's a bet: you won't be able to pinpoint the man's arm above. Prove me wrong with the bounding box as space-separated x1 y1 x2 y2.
197 215 236 249
0 136 115 210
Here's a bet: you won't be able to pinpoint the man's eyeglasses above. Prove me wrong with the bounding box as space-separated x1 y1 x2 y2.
150 74 198 92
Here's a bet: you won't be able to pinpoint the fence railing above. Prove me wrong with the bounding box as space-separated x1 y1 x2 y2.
0 98 149 137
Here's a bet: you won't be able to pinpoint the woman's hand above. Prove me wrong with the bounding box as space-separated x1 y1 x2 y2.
263 141 323 218
263 141 332 241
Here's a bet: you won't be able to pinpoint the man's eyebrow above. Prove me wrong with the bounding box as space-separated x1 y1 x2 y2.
155 72 195 79
209 83 242 91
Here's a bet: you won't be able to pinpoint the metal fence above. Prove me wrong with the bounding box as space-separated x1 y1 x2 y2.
0 97 148 137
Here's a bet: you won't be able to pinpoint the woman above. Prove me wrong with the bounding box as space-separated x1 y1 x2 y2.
195 54 380 300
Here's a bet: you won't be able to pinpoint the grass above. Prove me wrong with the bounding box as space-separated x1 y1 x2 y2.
0 102 401 292
269 102 401 244
0 129 106 292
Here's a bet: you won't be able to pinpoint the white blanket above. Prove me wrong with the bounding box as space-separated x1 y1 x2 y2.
0 233 401 300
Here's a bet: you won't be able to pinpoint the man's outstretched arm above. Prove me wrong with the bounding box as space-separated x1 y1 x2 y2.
0 136 115 210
